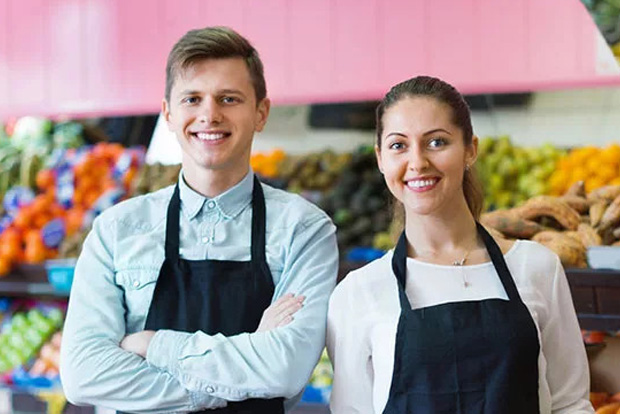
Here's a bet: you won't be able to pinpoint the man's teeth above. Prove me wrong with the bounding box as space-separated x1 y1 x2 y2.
408 179 437 188
195 132 226 141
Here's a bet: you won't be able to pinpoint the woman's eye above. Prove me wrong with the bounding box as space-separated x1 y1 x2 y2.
389 142 404 150
428 137 447 148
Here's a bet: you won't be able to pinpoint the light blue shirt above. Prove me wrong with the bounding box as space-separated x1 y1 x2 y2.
60 170 339 413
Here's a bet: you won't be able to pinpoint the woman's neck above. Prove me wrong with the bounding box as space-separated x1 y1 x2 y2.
404 200 481 262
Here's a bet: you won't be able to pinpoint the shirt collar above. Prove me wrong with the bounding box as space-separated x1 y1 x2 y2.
178 169 255 220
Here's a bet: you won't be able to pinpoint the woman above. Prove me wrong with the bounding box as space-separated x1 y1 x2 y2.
326 76 594 414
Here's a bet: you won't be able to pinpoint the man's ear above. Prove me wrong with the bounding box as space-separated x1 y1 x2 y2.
162 99 173 131
255 98 271 132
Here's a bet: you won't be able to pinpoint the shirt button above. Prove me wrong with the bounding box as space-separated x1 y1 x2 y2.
202 236 210 244
207 201 216 209
206 386 215 393
132 280 140 288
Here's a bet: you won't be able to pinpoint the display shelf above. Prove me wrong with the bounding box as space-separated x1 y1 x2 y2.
0 266 68 298
566 268 620 332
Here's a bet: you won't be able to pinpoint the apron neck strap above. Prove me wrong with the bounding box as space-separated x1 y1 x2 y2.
391 222 523 310
165 184 182 260
164 176 268 265
250 176 268 270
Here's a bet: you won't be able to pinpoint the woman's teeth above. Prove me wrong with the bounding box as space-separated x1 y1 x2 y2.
407 178 438 188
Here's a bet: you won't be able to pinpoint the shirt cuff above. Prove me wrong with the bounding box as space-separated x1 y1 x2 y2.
146 329 191 375
190 390 228 411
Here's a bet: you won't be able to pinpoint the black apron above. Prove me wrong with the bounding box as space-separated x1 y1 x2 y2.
383 222 540 414
121 176 284 414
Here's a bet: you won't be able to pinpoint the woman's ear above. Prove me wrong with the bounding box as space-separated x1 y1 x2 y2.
466 135 479 167
375 145 384 174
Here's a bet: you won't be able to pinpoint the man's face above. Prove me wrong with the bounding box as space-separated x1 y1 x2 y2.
163 58 270 182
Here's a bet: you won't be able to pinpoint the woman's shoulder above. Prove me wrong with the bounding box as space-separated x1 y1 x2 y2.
331 251 396 304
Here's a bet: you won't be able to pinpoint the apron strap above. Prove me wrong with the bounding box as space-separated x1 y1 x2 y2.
165 184 182 261
250 176 270 276
476 222 523 303
164 175 270 282
391 222 525 310
391 231 413 310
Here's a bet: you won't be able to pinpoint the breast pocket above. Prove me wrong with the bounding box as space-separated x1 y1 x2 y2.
115 269 160 331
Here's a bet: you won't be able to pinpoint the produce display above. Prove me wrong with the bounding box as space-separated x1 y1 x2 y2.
0 142 146 277
319 147 391 253
0 117 84 203
0 298 64 383
590 393 620 413
250 149 286 179
549 144 620 195
476 136 566 209
481 183 620 268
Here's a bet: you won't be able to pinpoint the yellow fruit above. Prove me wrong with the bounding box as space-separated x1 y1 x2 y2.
585 177 607 193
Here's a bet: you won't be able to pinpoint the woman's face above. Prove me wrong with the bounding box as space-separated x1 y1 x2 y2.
375 96 477 217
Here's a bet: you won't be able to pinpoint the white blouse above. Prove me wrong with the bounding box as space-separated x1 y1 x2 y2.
327 240 594 414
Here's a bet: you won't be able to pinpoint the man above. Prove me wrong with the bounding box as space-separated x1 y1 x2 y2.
60 26 338 413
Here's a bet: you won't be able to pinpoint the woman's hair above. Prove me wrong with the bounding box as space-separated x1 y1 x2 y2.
375 75 484 225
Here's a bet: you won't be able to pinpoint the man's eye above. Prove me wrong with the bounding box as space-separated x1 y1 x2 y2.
182 96 199 105
221 96 238 104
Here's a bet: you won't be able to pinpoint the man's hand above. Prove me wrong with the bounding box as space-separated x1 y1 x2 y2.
256 293 304 333
120 330 156 358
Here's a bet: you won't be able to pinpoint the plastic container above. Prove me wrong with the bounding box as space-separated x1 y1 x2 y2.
44 259 77 292
587 246 620 270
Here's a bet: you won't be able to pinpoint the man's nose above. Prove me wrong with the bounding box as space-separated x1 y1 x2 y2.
199 98 223 124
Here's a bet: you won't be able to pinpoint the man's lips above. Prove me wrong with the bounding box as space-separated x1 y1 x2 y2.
190 131 231 141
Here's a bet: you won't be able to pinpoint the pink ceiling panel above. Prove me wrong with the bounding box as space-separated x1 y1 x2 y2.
333 0 382 99
6 0 49 110
0 0 9 109
243 0 289 103
0 0 611 120
287 0 334 103
426 0 476 87
474 0 528 85
528 0 581 81
379 0 429 92
48 0 84 109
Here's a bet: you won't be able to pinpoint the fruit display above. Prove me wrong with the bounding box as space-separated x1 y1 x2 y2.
0 142 146 277
476 136 566 209
0 300 64 377
250 149 286 179
549 144 620 195
280 149 352 193
320 146 391 253
0 117 85 204
130 163 182 197
481 183 620 268
590 394 620 413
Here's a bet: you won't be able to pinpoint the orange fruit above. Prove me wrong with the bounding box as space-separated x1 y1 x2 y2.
13 207 34 230
35 169 55 191
0 238 21 263
0 257 11 277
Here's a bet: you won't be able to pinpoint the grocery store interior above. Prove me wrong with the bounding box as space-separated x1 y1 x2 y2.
1 0 620 413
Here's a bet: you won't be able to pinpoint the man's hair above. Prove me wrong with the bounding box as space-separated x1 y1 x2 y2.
165 26 266 104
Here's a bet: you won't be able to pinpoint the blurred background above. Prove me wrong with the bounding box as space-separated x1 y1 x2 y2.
0 1 620 413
